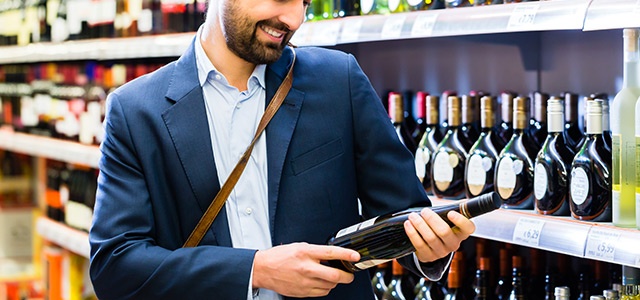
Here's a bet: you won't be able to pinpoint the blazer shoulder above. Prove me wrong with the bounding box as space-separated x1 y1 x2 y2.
295 47 355 70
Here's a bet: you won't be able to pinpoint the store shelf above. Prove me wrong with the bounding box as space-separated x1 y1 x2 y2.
36 217 90 259
0 32 194 64
0 129 101 168
583 0 640 31
433 198 640 267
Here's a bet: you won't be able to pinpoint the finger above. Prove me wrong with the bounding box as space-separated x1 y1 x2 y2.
309 264 355 285
408 211 447 257
421 208 456 246
447 211 476 238
404 218 436 259
305 244 360 262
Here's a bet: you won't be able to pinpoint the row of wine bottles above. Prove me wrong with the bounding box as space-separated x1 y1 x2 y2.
371 239 637 300
0 150 33 206
388 88 613 222
45 159 99 233
307 0 543 22
0 0 207 46
0 60 167 145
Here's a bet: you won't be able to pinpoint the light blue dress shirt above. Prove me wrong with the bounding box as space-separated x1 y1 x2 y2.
195 29 281 300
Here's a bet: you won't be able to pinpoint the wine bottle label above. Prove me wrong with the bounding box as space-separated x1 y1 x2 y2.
20 96 38 127
354 258 393 271
388 0 400 11
414 147 430 182
65 200 94 231
335 217 377 239
496 157 517 199
137 9 153 33
533 163 548 200
570 167 589 205
407 0 422 5
466 154 488 196
360 0 375 14
433 152 455 191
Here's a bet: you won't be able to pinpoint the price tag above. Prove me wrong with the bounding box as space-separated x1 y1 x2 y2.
313 21 342 46
507 4 539 30
512 217 545 247
584 227 620 261
340 18 363 43
411 14 438 38
381 15 406 39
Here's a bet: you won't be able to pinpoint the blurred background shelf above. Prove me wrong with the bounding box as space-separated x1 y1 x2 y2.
36 217 90 259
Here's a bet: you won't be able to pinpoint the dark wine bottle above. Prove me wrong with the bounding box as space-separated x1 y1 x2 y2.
465 96 504 198
569 100 612 222
333 0 361 18
383 260 408 300
414 91 429 145
327 192 501 273
528 92 549 153
415 95 444 194
461 95 480 151
473 257 491 300
508 256 527 300
495 96 536 209
562 92 584 152
389 92 418 154
528 249 545 300
445 252 466 300
440 90 458 136
599 97 612 150
498 92 516 146
534 97 575 216
432 96 469 200
496 248 512 300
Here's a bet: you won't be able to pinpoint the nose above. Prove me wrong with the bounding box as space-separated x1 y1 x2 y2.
278 1 306 31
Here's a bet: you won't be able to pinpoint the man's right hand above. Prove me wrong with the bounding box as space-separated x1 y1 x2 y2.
252 242 360 297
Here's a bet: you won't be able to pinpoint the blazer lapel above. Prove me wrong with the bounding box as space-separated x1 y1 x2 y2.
161 38 232 247
265 47 305 238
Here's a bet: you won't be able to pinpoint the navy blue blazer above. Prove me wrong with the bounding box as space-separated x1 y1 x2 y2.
89 39 442 299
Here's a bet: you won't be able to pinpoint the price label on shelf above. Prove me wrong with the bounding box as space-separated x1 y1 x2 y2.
411 14 438 38
312 21 342 46
290 23 310 46
636 0 640 14
340 19 363 43
512 217 545 247
381 15 406 39
584 227 620 261
507 4 539 30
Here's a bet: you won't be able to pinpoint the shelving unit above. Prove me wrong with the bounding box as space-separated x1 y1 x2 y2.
1 0 640 272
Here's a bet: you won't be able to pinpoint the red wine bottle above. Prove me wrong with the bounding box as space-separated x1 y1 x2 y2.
327 192 501 273
415 95 443 194
389 92 418 154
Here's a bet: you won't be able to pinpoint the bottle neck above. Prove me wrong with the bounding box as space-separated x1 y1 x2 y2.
548 110 564 133
587 113 603 135
623 34 640 88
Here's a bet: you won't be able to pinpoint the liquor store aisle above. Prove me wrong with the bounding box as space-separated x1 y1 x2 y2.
2 0 640 299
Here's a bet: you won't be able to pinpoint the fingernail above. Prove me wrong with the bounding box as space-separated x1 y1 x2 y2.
351 252 360 261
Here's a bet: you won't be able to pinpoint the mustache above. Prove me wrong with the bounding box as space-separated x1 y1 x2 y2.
257 19 291 33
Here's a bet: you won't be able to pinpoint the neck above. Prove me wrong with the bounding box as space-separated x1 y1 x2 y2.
201 20 256 91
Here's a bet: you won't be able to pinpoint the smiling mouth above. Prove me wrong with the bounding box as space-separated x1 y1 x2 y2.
260 25 285 39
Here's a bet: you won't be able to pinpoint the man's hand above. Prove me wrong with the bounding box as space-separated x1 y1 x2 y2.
252 243 360 297
404 208 476 263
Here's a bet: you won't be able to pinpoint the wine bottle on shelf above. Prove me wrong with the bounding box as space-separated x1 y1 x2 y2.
528 249 545 300
413 91 429 145
445 0 472 8
388 0 409 13
45 160 65 223
360 0 390 15
495 96 536 209
382 260 407 300
474 0 503 5
445 252 465 300
465 96 503 198
598 97 611 150
440 90 458 136
528 91 549 153
495 248 511 300
461 95 480 151
432 96 469 200
308 0 334 20
562 92 584 152
473 257 491 300
534 97 574 216
498 91 516 146
554 287 570 300
415 95 443 194
569 100 612 222
414 277 436 300
508 256 526 300
576 267 592 300
591 261 606 297
612 28 640 228
327 192 501 273
389 92 418 154
603 290 619 300
85 0 115 39
333 0 361 17
160 0 185 33
373 262 391 299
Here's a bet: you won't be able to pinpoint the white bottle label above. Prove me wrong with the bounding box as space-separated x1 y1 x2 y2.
433 152 454 191
414 147 430 182
360 0 374 14
354 258 393 271
466 154 487 196
335 216 378 239
496 157 517 199
407 0 422 5
570 168 589 205
533 163 548 200
137 9 153 33
388 0 400 11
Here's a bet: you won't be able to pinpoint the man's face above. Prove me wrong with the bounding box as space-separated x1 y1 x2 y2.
220 0 307 65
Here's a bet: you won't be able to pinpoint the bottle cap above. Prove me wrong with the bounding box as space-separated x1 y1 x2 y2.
564 92 579 123
480 96 495 128
391 259 404 276
512 255 523 268
461 192 502 219
479 257 490 271
426 95 440 125
388 93 404 123
513 96 528 130
416 91 428 119
603 289 619 299
590 296 605 300
533 92 549 122
448 96 461 127
501 92 514 123
462 95 474 124
555 286 570 297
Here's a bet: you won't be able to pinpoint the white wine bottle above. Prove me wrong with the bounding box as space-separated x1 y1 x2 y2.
326 192 501 272
612 29 640 228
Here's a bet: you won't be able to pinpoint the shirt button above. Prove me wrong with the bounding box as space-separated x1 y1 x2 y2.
215 74 222 80
245 207 253 215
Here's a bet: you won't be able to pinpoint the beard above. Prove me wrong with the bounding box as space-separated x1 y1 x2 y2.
222 1 295 65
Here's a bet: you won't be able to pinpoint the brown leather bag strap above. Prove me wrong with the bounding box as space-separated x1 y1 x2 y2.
183 48 296 248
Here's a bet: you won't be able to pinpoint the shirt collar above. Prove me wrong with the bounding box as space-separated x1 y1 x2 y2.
194 26 266 90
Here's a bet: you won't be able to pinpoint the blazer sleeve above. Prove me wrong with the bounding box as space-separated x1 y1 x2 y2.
89 92 255 300
345 53 451 280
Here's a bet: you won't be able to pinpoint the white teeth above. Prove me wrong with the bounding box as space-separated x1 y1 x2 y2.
261 25 283 38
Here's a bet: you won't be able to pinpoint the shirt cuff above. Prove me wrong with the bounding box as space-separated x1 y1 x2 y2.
412 252 454 281
248 263 259 299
